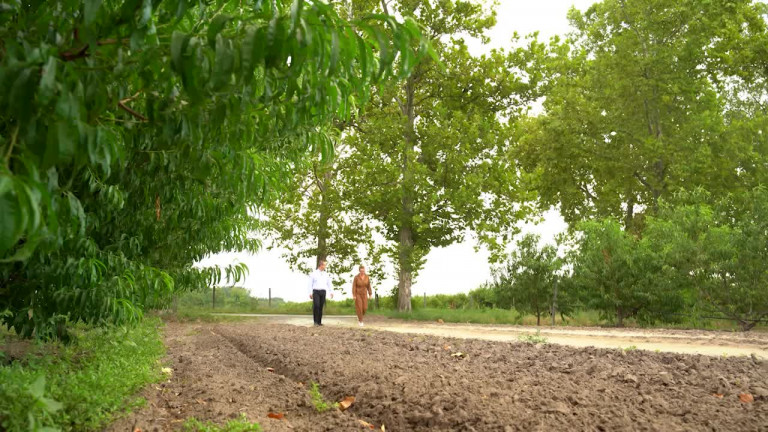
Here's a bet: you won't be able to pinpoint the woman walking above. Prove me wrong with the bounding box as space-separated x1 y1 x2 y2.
352 265 373 327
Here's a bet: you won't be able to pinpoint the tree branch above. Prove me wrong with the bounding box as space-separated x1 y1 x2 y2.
579 183 598 202
633 171 653 191
118 96 148 122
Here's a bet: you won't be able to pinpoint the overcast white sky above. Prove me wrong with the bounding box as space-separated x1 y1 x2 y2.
198 0 597 302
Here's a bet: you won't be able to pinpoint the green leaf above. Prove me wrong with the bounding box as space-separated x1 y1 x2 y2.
207 14 232 49
290 0 303 34
170 31 190 73
0 235 42 263
328 30 339 77
67 193 86 235
0 174 11 197
10 68 35 123
212 35 234 90
39 56 57 105
40 396 63 413
356 37 368 78
0 191 22 254
29 376 46 399
84 0 103 26
138 0 153 28
56 122 76 158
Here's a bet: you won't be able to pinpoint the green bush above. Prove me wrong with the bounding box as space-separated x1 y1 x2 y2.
0 318 165 431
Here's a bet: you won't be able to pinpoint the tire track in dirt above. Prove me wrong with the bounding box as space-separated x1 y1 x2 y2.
218 322 768 432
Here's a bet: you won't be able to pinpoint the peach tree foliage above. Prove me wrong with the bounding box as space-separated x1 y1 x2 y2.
643 188 768 331
0 0 429 338
568 218 681 327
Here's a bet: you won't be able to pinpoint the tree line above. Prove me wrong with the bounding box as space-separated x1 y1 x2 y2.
487 187 768 331
265 0 768 326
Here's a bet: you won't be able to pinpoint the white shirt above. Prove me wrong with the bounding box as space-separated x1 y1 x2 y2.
307 269 332 294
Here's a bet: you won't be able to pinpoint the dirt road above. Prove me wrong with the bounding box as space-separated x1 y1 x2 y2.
217 314 768 359
110 319 768 431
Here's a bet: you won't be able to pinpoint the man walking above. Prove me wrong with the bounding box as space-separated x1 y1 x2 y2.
308 260 333 326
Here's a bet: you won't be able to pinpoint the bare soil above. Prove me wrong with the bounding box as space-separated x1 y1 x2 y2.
109 320 768 431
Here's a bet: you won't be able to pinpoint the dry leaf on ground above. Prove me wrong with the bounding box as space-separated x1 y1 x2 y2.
358 420 375 429
443 344 451 350
339 396 355 411
450 352 466 358
712 393 724 398
267 412 285 420
437 319 444 324
267 367 275 373
739 393 754 403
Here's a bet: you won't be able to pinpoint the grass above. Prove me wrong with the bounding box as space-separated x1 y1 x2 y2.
372 308 525 325
370 308 605 327
0 318 165 431
308 381 338 413
517 330 549 345
169 309 262 323
370 307 764 331
182 414 261 431
175 301 357 317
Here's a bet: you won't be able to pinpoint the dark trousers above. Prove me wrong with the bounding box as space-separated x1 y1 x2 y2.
312 289 327 325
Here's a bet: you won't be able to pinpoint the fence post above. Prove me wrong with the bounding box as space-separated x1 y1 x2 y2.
212 286 216 309
375 292 379 309
269 287 272 307
423 292 427 308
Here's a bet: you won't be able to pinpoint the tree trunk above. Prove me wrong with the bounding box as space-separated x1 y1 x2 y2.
315 168 333 268
550 279 558 326
624 196 635 234
397 75 417 312
397 226 414 311
617 306 624 327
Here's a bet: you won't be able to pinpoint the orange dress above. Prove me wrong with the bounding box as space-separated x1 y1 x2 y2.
352 274 372 321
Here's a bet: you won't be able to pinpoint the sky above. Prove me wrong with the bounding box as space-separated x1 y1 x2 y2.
197 0 597 302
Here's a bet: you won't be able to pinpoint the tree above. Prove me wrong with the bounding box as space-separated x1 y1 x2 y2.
569 218 681 326
491 234 561 326
0 0 427 338
262 133 389 288
343 0 541 311
516 0 768 232
647 188 768 330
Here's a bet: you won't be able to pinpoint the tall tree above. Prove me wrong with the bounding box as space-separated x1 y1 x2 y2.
344 0 540 311
262 131 388 287
516 0 768 232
